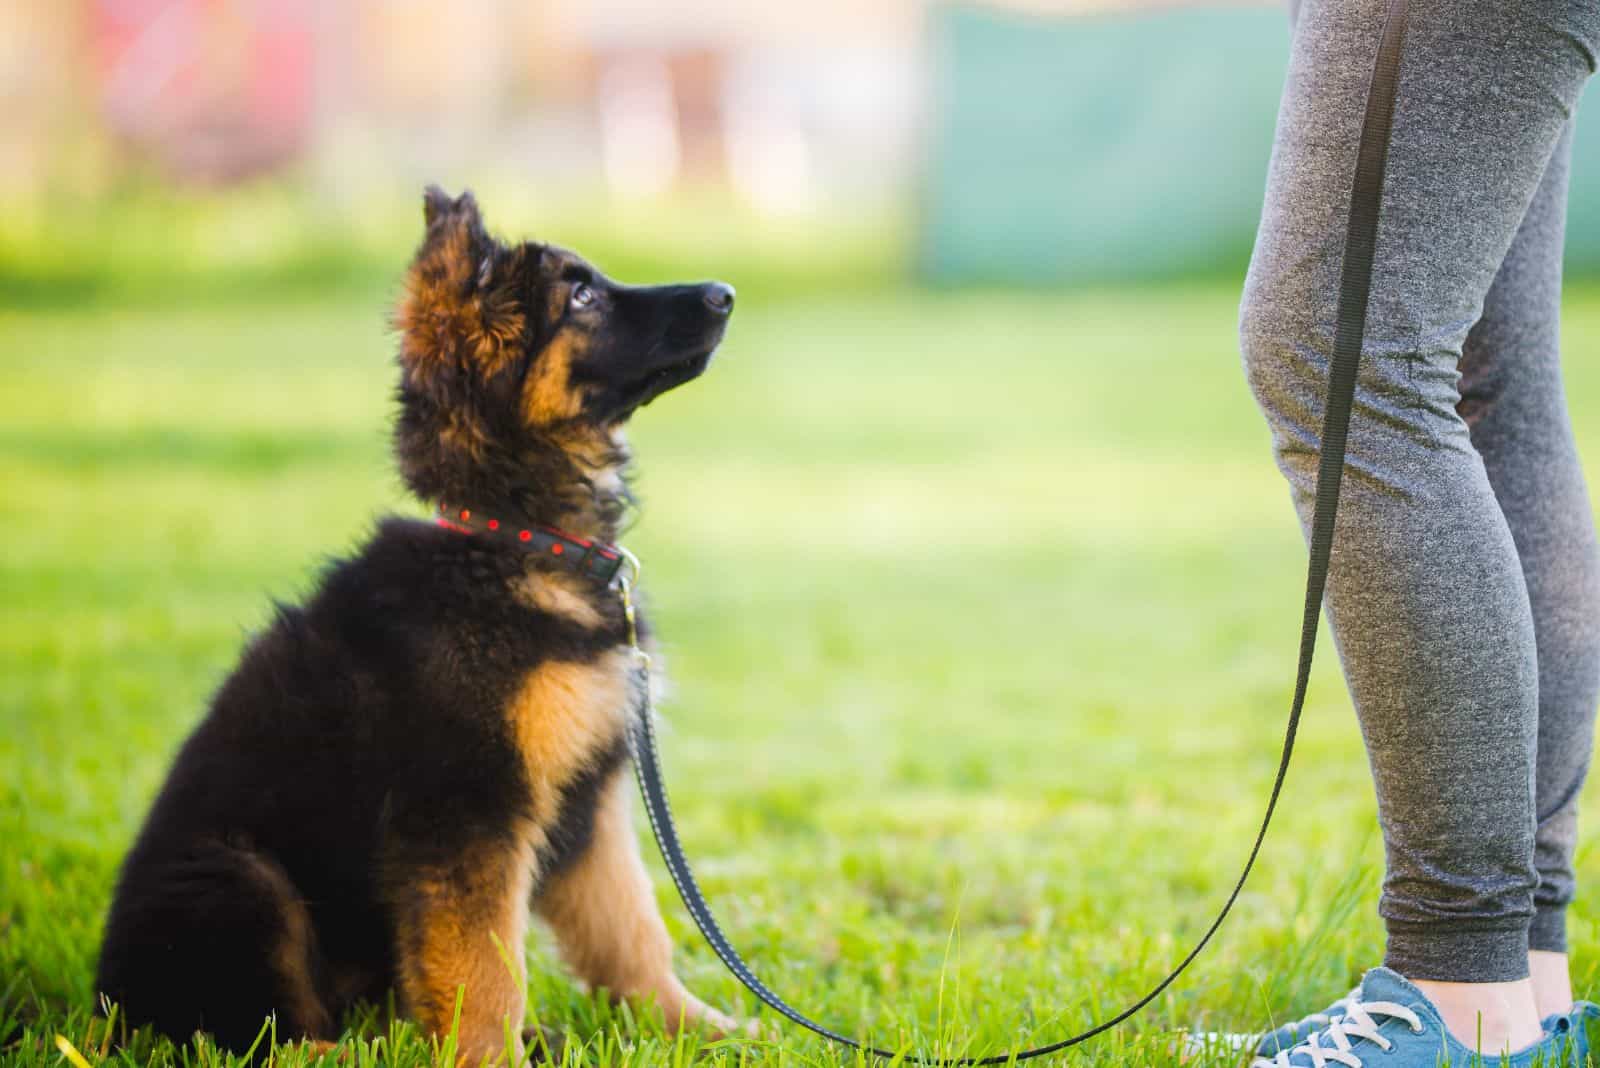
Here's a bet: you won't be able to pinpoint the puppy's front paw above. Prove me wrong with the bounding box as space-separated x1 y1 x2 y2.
691 1003 771 1042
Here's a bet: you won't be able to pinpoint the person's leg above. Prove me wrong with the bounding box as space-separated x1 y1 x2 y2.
1240 0 1598 1051
1456 121 1600 1020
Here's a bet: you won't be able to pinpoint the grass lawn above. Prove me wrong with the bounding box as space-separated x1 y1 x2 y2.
5 282 1600 1066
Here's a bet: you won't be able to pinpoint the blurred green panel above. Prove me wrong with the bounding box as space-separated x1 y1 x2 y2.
921 4 1600 284
1570 115 1600 272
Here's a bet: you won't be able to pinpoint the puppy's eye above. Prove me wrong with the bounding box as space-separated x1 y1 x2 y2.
569 283 596 309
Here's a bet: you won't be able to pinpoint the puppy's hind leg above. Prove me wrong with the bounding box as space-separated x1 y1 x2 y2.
95 839 334 1053
534 771 744 1037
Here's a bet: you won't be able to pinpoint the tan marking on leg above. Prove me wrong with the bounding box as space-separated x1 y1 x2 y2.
507 651 634 826
511 572 606 629
534 771 741 1036
394 839 534 1066
235 849 334 1040
272 886 334 1040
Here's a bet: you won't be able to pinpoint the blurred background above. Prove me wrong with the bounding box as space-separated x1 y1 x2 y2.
6 2 1600 1063
8 0 1599 302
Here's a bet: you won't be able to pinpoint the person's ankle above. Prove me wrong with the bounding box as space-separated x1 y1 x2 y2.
1528 950 1574 1019
1409 976 1545 1053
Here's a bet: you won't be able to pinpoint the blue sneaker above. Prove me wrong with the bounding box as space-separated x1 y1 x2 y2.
1251 967 1582 1068
1255 985 1359 1057
1547 1000 1600 1066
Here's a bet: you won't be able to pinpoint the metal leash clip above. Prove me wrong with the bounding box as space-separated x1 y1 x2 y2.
615 544 650 672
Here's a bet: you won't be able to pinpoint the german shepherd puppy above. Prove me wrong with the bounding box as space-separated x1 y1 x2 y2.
94 188 742 1062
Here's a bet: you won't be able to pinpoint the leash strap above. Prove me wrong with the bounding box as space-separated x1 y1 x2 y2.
627 2 1410 1058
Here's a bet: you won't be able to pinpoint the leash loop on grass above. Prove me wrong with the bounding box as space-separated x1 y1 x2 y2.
626 2 1411 1057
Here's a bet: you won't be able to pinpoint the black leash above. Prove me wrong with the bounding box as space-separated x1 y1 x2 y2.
623 2 1410 1058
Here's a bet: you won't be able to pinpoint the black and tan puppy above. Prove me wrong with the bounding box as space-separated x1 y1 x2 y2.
94 188 741 1062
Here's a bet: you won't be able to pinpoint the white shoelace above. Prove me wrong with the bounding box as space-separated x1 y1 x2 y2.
1291 987 1359 1033
1250 998 1424 1068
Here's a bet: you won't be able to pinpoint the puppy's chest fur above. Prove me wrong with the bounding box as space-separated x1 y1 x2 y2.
509 649 634 836
503 569 648 882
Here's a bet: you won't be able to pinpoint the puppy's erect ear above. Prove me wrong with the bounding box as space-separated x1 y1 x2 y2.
415 187 492 291
422 186 482 232
423 185 453 228
398 188 525 384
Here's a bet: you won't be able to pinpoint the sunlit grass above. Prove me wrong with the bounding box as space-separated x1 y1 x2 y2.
5 283 1600 1065
0 183 906 310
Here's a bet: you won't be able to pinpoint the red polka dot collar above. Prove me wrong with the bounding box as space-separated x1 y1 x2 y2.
433 502 626 584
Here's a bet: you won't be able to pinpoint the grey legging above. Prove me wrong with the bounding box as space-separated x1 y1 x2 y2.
1242 0 1600 982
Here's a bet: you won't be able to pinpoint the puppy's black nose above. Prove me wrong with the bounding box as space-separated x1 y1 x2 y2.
701 282 735 315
